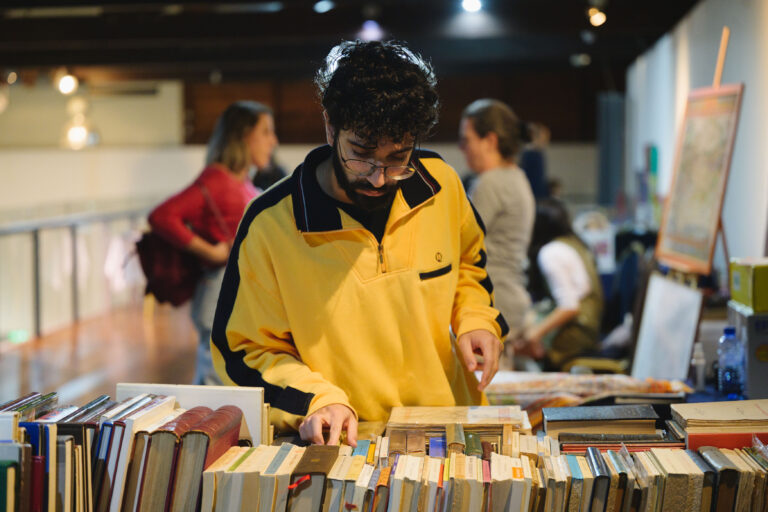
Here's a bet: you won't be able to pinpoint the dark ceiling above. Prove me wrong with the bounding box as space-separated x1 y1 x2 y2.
1 0 699 83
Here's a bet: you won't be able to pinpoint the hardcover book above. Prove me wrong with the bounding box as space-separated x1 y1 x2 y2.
543 405 659 441
169 405 244 512
136 406 212 512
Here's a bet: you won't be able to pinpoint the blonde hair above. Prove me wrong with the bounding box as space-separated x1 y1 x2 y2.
205 101 272 172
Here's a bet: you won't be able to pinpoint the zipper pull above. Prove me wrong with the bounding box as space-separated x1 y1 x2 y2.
378 243 386 273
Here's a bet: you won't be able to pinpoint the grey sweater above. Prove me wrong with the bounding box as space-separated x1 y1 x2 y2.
468 165 535 335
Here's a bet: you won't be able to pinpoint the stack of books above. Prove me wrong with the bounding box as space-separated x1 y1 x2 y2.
670 399 768 450
542 404 686 453
0 385 261 512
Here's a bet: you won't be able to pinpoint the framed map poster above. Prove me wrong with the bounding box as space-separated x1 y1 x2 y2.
656 84 743 274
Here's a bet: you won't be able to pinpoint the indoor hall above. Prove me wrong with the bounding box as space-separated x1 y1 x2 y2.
1 1 768 509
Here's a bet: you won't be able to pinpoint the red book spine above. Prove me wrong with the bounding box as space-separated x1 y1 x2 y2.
686 431 768 450
30 455 44 512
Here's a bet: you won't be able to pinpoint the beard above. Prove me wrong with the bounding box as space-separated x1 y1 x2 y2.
332 148 399 211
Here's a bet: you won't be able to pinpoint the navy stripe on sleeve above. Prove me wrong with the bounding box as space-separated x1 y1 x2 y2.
211 176 315 417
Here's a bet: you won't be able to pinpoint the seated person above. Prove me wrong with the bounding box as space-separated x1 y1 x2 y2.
515 199 603 370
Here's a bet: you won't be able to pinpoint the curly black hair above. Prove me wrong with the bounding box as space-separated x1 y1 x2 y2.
315 40 439 144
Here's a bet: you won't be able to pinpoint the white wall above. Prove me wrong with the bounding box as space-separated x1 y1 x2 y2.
0 81 183 147
625 0 768 260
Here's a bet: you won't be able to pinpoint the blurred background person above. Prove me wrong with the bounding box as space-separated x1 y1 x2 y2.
548 177 563 200
459 99 535 367
148 100 278 384
519 121 551 200
517 198 603 370
252 154 287 191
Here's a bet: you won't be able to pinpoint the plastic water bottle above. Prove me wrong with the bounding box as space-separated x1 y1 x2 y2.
717 326 745 399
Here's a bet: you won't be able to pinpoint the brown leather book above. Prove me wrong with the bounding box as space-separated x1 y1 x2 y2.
405 430 426 456
168 405 243 512
286 444 340 511
135 406 212 512
389 430 407 465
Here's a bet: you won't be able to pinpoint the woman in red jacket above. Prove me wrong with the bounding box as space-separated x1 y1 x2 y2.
149 101 278 384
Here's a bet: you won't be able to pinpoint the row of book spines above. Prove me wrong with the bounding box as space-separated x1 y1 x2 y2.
0 392 115 426
385 429 557 462
201 442 768 512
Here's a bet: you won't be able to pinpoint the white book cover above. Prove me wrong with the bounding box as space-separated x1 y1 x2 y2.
116 383 263 444
273 446 306 512
323 454 352 512
377 437 389 468
426 457 442 512
509 456 526 512
351 464 375 510
521 455 533 512
0 411 21 443
387 454 409 512
108 395 176 512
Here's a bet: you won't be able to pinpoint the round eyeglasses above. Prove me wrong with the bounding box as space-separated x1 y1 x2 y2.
337 141 417 181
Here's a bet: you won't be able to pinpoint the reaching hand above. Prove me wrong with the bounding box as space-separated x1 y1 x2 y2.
455 329 502 391
298 403 358 447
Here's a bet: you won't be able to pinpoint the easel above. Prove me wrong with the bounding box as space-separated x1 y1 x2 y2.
632 26 741 380
666 26 732 291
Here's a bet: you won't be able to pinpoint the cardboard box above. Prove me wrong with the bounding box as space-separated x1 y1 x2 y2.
727 300 768 399
730 258 768 312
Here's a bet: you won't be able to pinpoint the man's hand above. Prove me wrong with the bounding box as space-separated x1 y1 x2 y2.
456 329 502 391
298 404 358 447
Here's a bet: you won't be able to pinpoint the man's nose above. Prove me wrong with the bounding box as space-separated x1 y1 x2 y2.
366 167 387 188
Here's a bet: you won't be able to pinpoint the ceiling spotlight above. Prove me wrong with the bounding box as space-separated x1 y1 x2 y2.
58 73 79 95
359 19 384 41
462 0 482 13
67 125 88 149
313 0 335 13
589 9 606 27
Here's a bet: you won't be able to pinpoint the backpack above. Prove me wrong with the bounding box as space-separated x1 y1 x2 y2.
136 183 230 306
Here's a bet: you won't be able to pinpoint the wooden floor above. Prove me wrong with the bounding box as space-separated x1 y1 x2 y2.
0 300 197 406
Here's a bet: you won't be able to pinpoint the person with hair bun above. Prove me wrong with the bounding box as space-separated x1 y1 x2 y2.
149 100 278 384
459 99 535 359
210 41 507 445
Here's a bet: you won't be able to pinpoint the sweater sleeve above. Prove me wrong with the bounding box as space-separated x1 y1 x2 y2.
451 185 509 341
210 221 354 433
148 184 206 248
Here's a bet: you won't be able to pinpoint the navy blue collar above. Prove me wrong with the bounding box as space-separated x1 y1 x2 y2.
291 145 443 232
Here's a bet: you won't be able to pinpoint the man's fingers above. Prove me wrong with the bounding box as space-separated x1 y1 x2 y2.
478 339 500 391
327 416 343 446
300 416 326 445
457 337 478 372
345 415 359 448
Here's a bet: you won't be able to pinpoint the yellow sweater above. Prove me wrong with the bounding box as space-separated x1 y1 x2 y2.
211 146 508 431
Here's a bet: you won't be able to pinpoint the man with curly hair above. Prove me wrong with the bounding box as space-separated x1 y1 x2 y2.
210 40 508 445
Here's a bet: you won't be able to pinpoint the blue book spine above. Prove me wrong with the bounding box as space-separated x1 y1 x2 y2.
352 439 371 458
265 443 293 474
566 454 583 480
429 437 446 459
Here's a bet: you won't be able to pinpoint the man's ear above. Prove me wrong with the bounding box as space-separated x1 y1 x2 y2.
323 111 335 146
